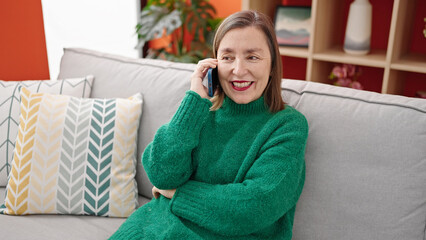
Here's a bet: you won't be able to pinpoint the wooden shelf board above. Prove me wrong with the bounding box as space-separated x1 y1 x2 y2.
313 47 387 68
246 0 424 96
279 46 309 58
391 54 426 74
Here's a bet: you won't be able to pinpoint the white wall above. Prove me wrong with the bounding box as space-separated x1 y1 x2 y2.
41 0 140 79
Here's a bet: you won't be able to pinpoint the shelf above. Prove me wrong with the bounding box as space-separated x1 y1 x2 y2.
391 54 426 74
279 46 309 58
313 47 387 68
243 0 425 97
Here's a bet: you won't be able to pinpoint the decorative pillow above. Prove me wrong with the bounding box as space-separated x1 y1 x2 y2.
0 76 94 187
0 87 142 217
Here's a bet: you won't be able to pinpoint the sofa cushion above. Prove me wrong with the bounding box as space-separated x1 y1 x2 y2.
58 48 194 198
1 88 142 217
281 80 426 240
0 76 93 187
0 187 150 240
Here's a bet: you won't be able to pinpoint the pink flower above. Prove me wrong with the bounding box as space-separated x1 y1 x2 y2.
350 81 363 90
343 64 356 77
332 66 346 78
330 64 363 90
335 78 352 87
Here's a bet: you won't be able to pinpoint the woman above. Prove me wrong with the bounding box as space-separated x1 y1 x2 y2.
110 10 308 240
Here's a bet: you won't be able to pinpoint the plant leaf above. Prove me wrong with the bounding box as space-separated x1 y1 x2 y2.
136 6 182 49
137 0 218 63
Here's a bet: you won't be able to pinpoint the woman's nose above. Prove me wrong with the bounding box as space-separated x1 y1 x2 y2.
232 58 248 77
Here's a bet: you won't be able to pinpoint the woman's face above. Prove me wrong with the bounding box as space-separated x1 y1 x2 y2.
217 26 272 104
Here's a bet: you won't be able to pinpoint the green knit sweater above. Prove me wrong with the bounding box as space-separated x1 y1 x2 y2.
110 91 308 240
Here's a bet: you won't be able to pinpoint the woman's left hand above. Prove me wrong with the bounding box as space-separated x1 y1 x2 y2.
152 186 176 199
190 58 218 99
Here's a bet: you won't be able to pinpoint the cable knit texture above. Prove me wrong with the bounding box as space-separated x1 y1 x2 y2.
110 90 308 240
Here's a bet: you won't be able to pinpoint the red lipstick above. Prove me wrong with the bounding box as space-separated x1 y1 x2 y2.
231 81 253 91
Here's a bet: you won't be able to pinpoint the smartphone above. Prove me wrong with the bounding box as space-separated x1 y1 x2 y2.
207 68 219 97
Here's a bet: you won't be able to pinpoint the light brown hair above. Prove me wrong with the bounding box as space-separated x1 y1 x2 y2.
211 10 285 112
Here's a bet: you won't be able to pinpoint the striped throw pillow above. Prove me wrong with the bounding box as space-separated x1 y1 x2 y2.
0 76 94 186
0 87 142 217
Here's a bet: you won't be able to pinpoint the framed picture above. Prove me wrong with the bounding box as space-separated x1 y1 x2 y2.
274 6 311 47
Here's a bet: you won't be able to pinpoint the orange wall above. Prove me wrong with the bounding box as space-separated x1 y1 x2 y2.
210 0 241 18
149 0 241 50
0 0 49 80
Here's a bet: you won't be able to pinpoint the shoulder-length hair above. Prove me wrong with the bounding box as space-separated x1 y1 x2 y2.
211 10 285 112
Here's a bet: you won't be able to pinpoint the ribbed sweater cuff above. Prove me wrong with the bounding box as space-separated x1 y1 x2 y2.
169 181 210 221
170 91 212 135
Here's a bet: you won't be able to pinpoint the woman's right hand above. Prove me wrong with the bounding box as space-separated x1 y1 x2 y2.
190 58 218 99
152 186 176 199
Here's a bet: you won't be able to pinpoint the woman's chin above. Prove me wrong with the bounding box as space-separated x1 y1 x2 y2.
229 94 254 104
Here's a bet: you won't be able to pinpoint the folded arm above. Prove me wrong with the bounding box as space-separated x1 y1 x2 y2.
169 114 309 236
142 91 212 189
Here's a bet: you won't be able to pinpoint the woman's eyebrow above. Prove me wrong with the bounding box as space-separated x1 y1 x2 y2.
246 48 263 53
219 48 264 54
219 48 234 53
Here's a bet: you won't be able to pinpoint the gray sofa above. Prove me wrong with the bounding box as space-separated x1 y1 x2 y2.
1 48 425 239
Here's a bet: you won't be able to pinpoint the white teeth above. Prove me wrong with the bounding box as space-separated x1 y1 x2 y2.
232 82 252 88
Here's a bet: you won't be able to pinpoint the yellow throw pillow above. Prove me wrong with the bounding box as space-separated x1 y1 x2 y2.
0 87 142 217
0 76 93 187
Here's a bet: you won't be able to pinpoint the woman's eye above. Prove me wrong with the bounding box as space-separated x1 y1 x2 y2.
222 56 232 61
248 56 259 60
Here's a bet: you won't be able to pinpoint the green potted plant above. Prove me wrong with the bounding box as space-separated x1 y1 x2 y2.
136 0 221 63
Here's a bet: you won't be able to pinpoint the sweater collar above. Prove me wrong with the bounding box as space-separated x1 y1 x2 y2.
221 95 269 115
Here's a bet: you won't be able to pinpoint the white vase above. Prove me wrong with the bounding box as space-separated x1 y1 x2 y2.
343 0 372 55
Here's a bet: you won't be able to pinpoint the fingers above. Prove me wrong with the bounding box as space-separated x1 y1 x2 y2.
198 58 218 70
151 187 176 199
190 58 218 99
162 189 176 199
152 186 160 199
194 58 218 79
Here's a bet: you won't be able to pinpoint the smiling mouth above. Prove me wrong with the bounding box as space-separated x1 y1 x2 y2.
231 81 253 91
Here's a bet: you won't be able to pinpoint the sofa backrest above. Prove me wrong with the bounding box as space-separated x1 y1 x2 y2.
58 48 194 198
59 48 426 239
282 80 426 240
